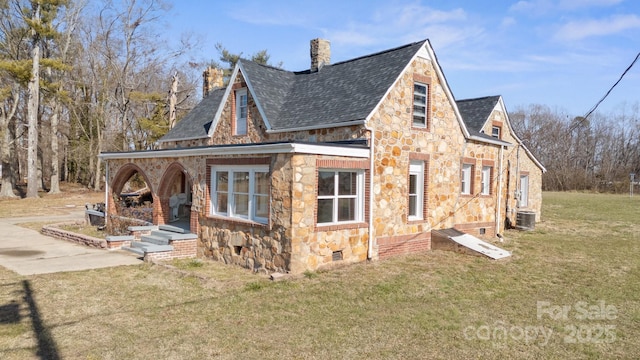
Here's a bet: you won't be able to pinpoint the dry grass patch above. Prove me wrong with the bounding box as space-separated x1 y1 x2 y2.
0 182 103 218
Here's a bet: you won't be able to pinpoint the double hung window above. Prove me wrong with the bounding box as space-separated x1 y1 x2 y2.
235 89 248 135
408 161 424 220
481 166 492 195
461 163 473 195
317 170 364 224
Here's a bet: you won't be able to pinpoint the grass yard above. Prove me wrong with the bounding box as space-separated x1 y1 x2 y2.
1 192 639 359
0 183 104 218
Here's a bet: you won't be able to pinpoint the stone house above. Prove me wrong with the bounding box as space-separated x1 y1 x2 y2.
99 39 545 273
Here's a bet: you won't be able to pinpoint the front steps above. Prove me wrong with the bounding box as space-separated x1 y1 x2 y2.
108 225 197 261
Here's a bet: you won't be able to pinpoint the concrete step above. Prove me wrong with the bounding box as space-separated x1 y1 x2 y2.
159 224 187 233
123 246 145 257
141 234 170 246
130 241 173 253
150 230 198 241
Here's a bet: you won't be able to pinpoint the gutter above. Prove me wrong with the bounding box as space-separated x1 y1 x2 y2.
468 134 512 147
496 145 504 236
104 160 109 226
265 120 366 134
99 142 370 160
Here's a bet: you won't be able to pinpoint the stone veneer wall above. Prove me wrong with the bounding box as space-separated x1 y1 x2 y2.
289 154 370 273
367 55 470 257
198 153 292 273
456 141 501 237
482 108 544 225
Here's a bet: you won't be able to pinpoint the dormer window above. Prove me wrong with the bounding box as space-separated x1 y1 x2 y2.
235 89 247 135
491 125 501 139
413 83 428 127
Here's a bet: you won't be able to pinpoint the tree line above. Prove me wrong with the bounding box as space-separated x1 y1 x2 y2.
0 0 204 198
510 103 640 192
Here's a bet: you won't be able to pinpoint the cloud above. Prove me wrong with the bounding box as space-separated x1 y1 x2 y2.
510 0 622 14
501 17 517 28
326 3 472 48
554 14 640 41
558 0 623 10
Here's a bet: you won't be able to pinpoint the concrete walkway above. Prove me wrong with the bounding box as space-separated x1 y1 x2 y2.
0 211 142 276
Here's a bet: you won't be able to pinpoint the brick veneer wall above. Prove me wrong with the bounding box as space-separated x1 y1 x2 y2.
41 222 107 249
377 232 431 259
146 239 197 262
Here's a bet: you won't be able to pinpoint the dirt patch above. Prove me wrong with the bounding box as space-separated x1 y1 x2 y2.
0 250 45 257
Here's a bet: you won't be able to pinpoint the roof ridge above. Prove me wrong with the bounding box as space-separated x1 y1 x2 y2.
239 58 290 73
456 95 501 103
328 39 427 68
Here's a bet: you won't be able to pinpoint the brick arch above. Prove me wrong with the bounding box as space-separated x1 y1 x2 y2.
108 163 160 224
157 162 194 227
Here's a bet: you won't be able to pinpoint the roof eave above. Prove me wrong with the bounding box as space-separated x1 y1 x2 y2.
266 119 366 134
468 135 513 147
98 142 370 160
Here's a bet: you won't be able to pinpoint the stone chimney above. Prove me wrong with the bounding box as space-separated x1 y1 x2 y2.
310 38 330 72
203 66 224 97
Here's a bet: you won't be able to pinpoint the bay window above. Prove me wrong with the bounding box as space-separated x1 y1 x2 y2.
211 165 269 223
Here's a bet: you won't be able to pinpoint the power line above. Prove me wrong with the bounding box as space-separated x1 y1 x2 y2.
570 51 640 132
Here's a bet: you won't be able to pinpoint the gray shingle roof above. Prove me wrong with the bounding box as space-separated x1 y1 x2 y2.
456 95 501 132
160 88 225 141
162 40 427 141
243 40 425 130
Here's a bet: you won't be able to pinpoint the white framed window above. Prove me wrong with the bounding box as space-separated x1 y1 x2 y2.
481 166 492 195
413 83 428 127
317 170 364 224
461 163 473 195
491 125 501 139
408 161 424 220
211 165 269 223
235 89 247 135
519 174 529 207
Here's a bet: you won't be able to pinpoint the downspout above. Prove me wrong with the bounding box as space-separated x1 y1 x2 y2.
104 160 109 226
516 145 521 210
365 124 375 260
495 145 504 236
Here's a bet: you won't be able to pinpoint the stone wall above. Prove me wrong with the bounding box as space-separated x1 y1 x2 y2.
289 154 370 273
481 107 544 225
367 55 470 257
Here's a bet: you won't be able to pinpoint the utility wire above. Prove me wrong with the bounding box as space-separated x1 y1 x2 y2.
570 51 640 132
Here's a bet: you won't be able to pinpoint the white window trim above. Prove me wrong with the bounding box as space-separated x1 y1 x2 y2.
317 169 365 225
413 82 428 128
519 174 529 207
481 166 491 195
461 163 473 195
235 89 248 135
210 165 269 224
408 161 424 221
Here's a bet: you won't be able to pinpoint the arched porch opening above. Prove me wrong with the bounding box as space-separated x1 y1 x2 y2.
108 163 159 234
157 162 193 232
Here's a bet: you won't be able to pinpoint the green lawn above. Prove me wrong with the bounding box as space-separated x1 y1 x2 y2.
1 192 639 359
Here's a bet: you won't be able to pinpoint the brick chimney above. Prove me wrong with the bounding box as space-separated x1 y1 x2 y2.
310 38 330 72
203 66 224 97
